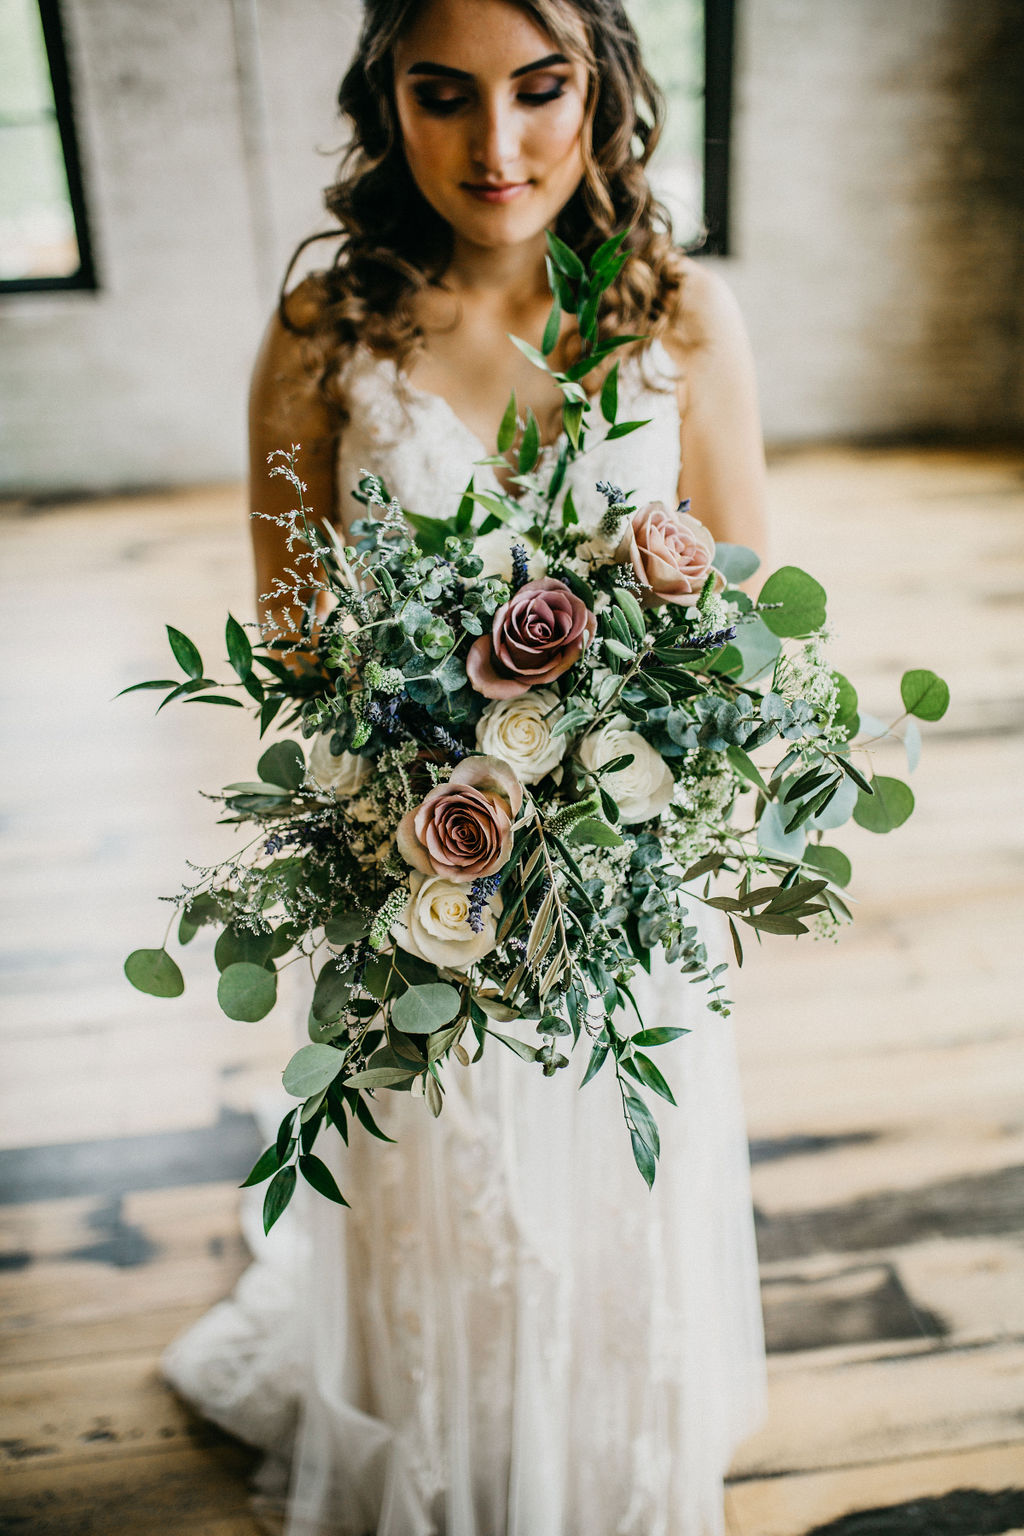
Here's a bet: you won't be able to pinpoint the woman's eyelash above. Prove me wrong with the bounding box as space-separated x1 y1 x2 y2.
413 84 566 115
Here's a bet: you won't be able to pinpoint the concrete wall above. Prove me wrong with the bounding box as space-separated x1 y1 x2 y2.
1 0 1022 492
727 0 1024 444
0 0 357 492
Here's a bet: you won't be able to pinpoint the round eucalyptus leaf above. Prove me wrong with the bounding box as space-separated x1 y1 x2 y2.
757 801 806 861
900 669 949 722
391 983 461 1035
713 542 761 585
125 948 184 998
758 566 827 638
217 961 277 1022
832 672 859 735
282 1042 344 1098
802 844 852 888
214 927 274 973
257 739 305 790
852 776 915 834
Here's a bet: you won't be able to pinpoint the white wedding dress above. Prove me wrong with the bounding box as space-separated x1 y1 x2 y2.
163 338 766 1536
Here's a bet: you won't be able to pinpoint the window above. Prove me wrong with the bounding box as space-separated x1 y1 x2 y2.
0 0 96 292
629 0 734 254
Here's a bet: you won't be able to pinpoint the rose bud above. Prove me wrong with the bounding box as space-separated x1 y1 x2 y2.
466 577 597 700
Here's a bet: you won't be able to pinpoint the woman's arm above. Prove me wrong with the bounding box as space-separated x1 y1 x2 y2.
663 258 768 560
248 281 341 638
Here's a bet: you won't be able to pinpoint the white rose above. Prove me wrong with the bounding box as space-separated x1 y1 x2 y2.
308 734 372 798
475 688 567 785
577 720 674 825
391 872 501 968
472 529 546 584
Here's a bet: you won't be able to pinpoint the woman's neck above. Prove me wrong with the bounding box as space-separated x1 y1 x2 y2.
442 230 551 312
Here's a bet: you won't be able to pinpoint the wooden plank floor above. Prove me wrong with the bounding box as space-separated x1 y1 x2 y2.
1 446 1023 1534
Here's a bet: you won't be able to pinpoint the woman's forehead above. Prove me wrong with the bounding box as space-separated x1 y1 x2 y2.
393 0 582 77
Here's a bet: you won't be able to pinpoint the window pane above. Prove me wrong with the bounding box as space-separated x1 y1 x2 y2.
628 0 705 247
0 0 82 281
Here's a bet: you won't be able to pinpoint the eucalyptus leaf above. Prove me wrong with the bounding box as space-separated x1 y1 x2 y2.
852 775 915 833
124 948 184 999
900 668 949 722
757 801 807 860
344 1065 418 1090
802 844 852 887
218 962 277 1022
283 1042 344 1098
257 739 305 791
758 566 827 638
713 543 761 585
391 983 461 1035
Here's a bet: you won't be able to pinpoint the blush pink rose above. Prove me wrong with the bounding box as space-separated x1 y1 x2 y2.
466 577 597 700
395 756 523 883
619 501 721 607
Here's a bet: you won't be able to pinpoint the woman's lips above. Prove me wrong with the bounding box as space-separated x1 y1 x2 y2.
461 182 530 204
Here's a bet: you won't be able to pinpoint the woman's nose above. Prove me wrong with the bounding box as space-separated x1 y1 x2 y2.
468 99 519 173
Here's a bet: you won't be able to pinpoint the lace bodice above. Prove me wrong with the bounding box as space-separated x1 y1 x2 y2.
335 338 683 533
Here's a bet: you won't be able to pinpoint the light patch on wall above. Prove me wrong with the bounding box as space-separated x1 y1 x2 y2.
0 0 80 281
627 0 706 247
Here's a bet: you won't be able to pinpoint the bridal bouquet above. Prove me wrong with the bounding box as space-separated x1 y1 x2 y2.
124 233 948 1228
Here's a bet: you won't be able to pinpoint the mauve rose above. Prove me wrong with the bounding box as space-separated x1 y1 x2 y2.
619 501 721 607
466 577 597 700
395 755 523 883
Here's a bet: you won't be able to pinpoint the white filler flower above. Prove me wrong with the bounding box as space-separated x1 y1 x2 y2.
473 529 547 584
577 721 674 825
475 688 567 785
392 872 501 968
308 734 372 798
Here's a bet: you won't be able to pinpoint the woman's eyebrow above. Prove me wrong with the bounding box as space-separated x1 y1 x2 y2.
406 53 569 81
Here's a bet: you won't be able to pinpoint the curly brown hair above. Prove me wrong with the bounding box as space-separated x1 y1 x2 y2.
284 0 693 399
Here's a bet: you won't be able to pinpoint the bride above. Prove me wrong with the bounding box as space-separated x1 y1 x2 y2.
164 1 768 1532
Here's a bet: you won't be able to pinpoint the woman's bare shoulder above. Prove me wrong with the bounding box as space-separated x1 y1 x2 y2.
250 276 338 438
660 255 752 364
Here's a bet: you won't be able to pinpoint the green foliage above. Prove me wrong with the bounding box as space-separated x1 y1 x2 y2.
263 1165 296 1233
282 1042 344 1097
167 625 203 679
758 566 827 637
124 948 184 998
218 962 277 1021
714 543 760 585
852 776 915 833
391 983 461 1035
257 740 305 790
900 668 950 722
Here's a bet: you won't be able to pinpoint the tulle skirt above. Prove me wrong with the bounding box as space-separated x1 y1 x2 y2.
163 936 765 1536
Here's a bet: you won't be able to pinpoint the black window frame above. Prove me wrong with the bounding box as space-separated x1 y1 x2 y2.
0 0 98 295
701 0 734 256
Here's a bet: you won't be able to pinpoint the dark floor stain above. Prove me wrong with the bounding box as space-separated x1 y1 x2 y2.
749 1131 879 1165
755 1163 1024 1261
0 1250 32 1272
0 1439 58 1461
801 1485 1024 1534
0 1104 262 1206
762 1261 946 1354
64 1195 158 1269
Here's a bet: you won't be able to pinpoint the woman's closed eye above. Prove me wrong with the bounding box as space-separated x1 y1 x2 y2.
412 78 567 116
